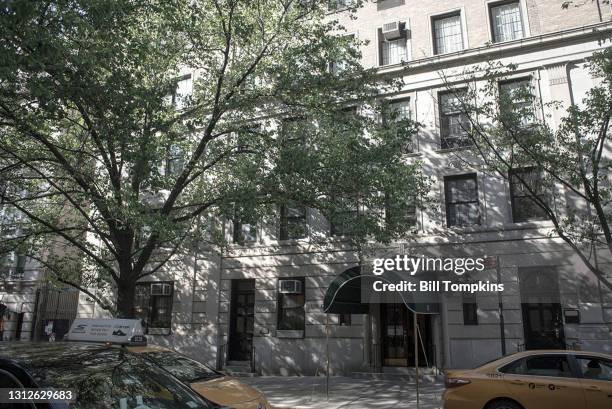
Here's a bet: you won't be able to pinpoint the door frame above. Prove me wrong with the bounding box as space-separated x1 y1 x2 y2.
228 279 256 361
519 268 565 350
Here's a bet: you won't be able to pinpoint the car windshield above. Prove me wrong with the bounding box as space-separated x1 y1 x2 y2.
141 351 221 383
24 346 211 409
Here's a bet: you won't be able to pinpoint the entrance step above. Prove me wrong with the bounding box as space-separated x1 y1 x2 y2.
351 367 444 383
223 360 257 377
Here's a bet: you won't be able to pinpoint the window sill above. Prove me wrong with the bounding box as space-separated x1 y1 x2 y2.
276 237 309 246
436 145 474 154
503 219 552 229
276 329 304 339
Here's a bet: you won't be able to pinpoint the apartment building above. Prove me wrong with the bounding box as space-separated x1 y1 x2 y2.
75 0 612 375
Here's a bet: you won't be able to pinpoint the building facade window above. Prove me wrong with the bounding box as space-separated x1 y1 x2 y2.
463 302 479 325
279 204 307 240
277 278 305 332
509 167 549 222
490 1 524 43
338 313 352 326
330 198 358 236
444 174 479 227
134 282 174 333
387 98 416 152
499 78 533 126
379 23 409 66
385 193 417 230
328 0 354 12
432 13 464 55
0 252 26 280
439 91 472 149
166 144 184 176
232 219 257 244
329 34 355 75
173 74 192 109
377 0 405 11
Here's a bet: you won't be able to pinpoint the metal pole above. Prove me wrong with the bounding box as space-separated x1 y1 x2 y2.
326 313 330 401
496 256 506 355
414 310 420 409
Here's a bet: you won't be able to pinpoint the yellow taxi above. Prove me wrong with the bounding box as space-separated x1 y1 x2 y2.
443 349 612 409
128 344 271 409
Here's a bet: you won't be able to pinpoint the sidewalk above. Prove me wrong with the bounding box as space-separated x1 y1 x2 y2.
241 376 444 409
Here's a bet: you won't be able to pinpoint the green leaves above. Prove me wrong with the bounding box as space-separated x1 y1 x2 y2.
0 0 426 311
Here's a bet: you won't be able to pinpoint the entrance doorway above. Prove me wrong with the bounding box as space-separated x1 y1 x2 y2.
381 303 432 367
519 269 565 350
228 279 255 361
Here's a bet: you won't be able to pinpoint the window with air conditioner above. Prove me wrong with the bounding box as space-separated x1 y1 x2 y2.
378 22 409 66
134 281 174 332
279 279 303 294
277 277 305 332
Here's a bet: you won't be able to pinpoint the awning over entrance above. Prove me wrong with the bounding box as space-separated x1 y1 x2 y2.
322 266 440 315
323 267 369 314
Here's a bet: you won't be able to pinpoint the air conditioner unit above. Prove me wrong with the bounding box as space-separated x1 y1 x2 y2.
382 21 402 40
151 283 172 296
278 279 302 294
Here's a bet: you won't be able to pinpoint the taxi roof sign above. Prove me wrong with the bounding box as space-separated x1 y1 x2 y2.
66 318 147 345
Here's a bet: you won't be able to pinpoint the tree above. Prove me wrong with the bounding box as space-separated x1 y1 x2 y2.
438 48 612 290
0 0 426 316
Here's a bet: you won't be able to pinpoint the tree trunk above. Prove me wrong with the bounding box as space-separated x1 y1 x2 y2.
116 280 136 318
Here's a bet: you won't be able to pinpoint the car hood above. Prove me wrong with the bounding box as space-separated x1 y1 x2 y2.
191 376 261 405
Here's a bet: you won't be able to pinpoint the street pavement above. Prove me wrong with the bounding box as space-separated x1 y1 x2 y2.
242 376 444 409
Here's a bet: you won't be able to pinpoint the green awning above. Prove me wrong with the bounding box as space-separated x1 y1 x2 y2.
322 267 440 315
323 267 369 314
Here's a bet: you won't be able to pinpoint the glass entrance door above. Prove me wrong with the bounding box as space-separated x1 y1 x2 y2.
381 304 432 367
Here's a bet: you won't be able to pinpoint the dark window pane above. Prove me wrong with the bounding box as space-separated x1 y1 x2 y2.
444 174 479 227
463 303 478 325
439 91 472 149
339 313 351 326
501 355 573 378
576 357 612 381
280 204 307 240
509 167 549 222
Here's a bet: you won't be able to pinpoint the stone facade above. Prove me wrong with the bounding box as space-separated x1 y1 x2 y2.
73 1 612 375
